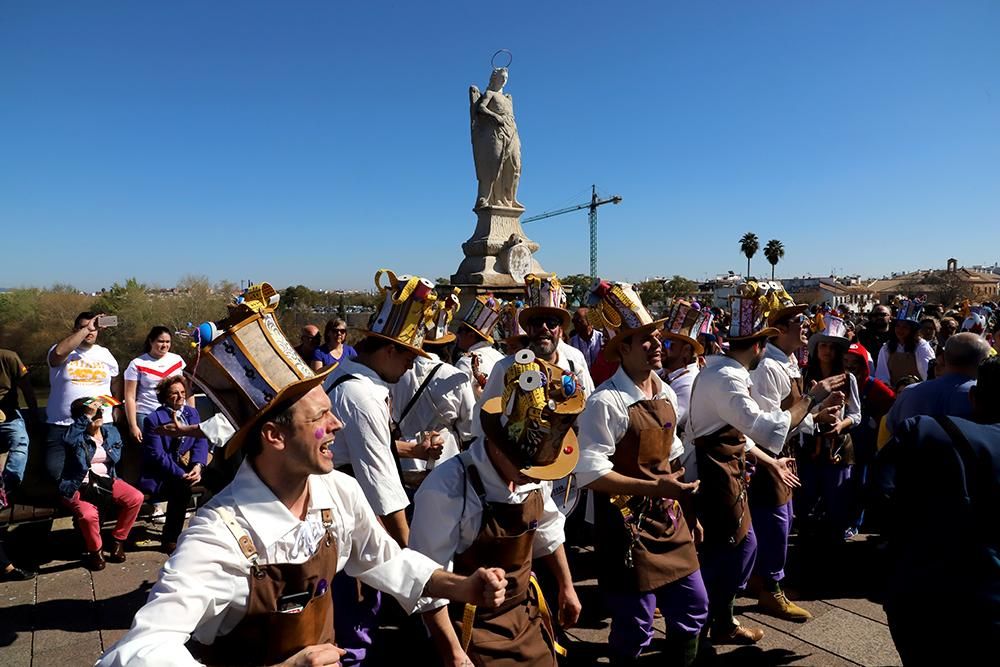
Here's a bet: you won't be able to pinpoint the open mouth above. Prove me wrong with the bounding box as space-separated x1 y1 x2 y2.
319 439 334 459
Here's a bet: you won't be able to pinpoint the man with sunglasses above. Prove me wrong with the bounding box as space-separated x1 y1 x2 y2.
748 303 845 622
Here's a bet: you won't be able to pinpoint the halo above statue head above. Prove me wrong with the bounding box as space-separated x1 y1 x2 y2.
491 48 513 70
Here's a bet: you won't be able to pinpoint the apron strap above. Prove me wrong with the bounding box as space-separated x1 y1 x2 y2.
529 574 568 657
217 506 264 579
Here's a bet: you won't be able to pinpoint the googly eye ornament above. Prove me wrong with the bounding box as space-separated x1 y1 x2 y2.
514 349 536 364
561 373 577 397
518 369 544 392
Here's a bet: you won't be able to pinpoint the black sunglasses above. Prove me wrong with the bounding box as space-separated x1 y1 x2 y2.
527 316 562 330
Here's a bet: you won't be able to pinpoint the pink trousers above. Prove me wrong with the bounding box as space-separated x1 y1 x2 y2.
61 478 144 552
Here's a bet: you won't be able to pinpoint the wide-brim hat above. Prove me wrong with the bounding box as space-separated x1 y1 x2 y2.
585 279 665 358
727 282 787 342
479 351 584 481
364 269 436 359
662 300 707 355
807 313 850 355
767 304 810 327
422 287 460 348
185 283 339 458
807 332 851 356
663 331 703 356
518 274 571 332
459 294 501 344
459 320 493 343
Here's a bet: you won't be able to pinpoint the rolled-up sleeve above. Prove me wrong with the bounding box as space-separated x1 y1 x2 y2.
532 483 566 559
575 395 626 487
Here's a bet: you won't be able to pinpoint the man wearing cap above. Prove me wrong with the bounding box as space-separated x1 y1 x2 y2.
98 284 508 667
477 275 595 425
575 283 706 665
410 351 584 667
685 286 839 643
747 296 845 621
454 295 506 397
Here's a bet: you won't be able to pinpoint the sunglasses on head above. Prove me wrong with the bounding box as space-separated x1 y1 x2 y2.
528 316 562 330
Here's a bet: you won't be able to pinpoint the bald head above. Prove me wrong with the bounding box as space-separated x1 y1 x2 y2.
943 332 991 375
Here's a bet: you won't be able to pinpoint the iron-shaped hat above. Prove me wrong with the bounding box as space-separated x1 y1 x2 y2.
186 283 336 458
727 281 782 342
365 269 435 359
480 349 585 480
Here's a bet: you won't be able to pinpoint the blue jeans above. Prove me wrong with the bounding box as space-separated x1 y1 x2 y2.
0 413 30 488
45 423 70 481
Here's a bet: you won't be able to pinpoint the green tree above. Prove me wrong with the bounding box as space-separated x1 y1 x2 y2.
662 275 698 300
560 274 593 307
739 232 759 278
763 239 785 280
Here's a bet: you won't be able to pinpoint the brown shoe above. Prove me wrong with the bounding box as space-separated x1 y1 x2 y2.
85 550 106 572
107 539 127 563
758 589 812 622
713 623 765 644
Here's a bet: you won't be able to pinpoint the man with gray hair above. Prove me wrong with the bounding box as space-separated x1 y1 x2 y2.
886 332 992 433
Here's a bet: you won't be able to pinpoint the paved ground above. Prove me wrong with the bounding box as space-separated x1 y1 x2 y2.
0 515 901 666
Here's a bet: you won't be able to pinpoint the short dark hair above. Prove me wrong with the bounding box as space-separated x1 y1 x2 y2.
245 400 297 460
728 336 764 353
70 397 93 419
75 311 96 328
976 357 1000 405
155 375 188 405
354 335 395 356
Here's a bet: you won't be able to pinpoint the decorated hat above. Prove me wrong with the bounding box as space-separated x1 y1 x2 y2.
893 297 925 326
662 300 707 355
727 281 782 341
498 299 528 345
808 313 850 354
459 293 501 344
365 269 435 359
518 274 571 331
480 348 585 480
187 282 335 458
585 279 666 358
763 281 809 326
422 287 461 346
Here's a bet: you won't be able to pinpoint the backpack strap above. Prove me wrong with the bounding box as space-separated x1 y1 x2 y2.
398 363 444 427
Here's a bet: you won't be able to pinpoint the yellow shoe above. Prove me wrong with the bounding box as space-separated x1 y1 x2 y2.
758 589 812 622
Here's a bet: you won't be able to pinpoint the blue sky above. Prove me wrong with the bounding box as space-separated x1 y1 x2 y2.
2 1 998 291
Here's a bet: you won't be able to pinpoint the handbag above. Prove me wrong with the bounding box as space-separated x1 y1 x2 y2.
81 472 114 504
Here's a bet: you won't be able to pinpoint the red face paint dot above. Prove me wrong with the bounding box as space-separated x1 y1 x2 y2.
563 446 574 455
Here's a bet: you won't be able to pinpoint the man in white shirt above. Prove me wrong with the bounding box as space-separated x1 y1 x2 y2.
748 305 844 622
410 351 583 667
453 295 506 397
686 291 828 644
98 286 506 667
45 311 121 482
575 283 704 665
660 301 710 436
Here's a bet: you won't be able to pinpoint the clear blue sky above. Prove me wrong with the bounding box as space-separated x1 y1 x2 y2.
2 1 998 291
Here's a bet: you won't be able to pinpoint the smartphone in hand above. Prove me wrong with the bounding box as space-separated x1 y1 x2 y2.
96 315 119 328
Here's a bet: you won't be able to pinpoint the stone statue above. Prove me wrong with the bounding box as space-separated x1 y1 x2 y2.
469 67 523 210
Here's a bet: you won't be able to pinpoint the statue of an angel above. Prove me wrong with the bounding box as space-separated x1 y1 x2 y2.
469 66 523 210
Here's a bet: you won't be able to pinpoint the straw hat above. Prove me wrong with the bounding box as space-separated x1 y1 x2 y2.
364 269 437 359
585 279 666 358
517 274 571 331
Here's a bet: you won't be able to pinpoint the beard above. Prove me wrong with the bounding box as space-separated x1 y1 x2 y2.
530 337 558 359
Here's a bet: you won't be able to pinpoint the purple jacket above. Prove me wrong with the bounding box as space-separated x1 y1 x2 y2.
139 405 209 497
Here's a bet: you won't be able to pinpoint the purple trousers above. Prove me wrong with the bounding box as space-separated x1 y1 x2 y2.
604 569 710 659
332 572 381 666
698 524 757 629
750 499 793 584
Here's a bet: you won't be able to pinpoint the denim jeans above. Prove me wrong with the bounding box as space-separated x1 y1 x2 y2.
0 413 30 488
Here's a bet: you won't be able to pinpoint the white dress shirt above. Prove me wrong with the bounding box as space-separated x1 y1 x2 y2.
391 354 474 472
454 340 506 386
97 462 440 667
750 342 815 437
473 340 596 437
409 442 565 613
682 355 792 479
576 366 684 488
325 358 409 517
874 338 936 384
659 363 699 431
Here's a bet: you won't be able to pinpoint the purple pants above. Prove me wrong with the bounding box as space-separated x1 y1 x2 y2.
604 569 710 659
750 499 793 584
698 525 757 629
332 572 381 666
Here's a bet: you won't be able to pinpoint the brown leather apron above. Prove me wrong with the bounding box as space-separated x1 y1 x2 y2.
449 463 555 667
191 509 339 666
694 425 751 547
749 373 799 507
888 349 919 387
594 399 699 592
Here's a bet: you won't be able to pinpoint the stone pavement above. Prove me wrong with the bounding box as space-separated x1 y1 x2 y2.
0 516 901 666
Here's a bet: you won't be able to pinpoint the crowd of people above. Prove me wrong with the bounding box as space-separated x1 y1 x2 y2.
0 274 998 666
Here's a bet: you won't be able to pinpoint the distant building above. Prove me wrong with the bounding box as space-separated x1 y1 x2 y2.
698 272 744 308
867 258 1000 306
780 276 875 312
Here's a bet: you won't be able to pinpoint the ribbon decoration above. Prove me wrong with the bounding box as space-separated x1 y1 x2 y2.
528 574 568 657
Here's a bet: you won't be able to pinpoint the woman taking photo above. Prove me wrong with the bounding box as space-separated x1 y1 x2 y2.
310 318 356 371
139 376 209 552
123 326 186 443
58 397 144 571
800 316 862 541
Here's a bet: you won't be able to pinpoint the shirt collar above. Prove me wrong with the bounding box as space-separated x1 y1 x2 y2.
229 461 339 549
668 363 698 382
338 358 390 391
467 438 543 496
469 340 493 352
609 365 667 404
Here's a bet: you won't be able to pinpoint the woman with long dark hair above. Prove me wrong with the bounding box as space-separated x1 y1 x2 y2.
124 326 186 444
874 302 935 387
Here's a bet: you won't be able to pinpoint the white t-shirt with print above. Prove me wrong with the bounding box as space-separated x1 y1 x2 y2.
47 344 120 425
124 352 186 415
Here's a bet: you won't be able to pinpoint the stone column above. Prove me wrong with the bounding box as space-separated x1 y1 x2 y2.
451 205 546 287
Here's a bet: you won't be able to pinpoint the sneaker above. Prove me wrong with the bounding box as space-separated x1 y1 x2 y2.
0 565 36 582
758 589 812 622
713 622 765 644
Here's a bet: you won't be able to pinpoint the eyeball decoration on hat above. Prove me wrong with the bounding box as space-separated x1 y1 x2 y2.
459 293 502 344
422 287 461 346
480 348 585 480
728 280 783 341
365 269 436 358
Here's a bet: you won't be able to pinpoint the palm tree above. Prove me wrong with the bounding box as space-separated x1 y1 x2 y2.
739 233 759 278
764 239 785 280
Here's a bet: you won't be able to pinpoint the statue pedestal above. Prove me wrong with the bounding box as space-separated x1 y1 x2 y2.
451 205 546 287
